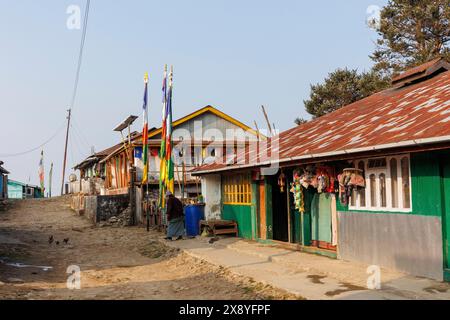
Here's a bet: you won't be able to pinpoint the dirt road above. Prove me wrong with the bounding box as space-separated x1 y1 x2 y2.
0 197 296 300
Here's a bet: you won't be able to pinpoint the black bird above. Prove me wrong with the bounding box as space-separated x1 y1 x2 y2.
63 238 69 244
48 235 54 244
208 237 219 244
56 241 60 245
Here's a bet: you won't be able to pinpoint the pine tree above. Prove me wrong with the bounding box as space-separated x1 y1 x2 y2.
371 0 450 76
302 69 390 119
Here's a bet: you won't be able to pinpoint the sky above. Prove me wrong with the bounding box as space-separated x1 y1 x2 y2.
0 0 387 194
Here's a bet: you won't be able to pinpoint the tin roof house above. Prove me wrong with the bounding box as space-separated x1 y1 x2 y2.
71 105 261 225
192 58 450 281
0 161 9 201
100 105 260 198
7 179 43 200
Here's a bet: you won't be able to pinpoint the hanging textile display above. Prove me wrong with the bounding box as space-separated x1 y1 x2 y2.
338 168 365 205
311 193 333 244
316 166 336 194
278 172 286 192
331 194 338 246
290 169 305 213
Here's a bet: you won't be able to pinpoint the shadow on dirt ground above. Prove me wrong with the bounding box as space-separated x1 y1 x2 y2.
0 197 300 300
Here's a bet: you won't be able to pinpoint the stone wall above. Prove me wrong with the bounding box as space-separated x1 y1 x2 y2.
96 194 130 223
70 194 85 215
84 195 98 223
75 193 131 225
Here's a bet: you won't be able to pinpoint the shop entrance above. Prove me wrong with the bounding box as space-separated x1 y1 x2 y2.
266 162 355 251
270 169 295 243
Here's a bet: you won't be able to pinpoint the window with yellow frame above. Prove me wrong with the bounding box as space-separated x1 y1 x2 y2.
222 173 252 205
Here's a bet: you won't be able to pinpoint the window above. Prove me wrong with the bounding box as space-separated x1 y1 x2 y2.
401 157 411 209
368 158 386 169
379 173 386 207
390 158 398 208
350 155 412 212
222 173 251 205
358 161 366 206
370 174 376 207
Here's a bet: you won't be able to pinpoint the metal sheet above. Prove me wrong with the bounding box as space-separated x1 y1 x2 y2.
195 66 450 174
338 211 443 280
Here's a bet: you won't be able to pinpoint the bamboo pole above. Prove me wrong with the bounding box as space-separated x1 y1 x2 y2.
254 120 261 140
261 105 273 137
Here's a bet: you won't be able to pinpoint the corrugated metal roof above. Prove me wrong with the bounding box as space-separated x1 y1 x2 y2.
392 58 450 86
0 165 9 175
194 65 450 175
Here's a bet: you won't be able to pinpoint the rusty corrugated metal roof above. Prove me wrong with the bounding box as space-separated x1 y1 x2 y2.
194 66 450 175
392 58 450 86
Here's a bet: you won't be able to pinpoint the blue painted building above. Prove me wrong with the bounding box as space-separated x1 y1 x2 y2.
7 180 43 199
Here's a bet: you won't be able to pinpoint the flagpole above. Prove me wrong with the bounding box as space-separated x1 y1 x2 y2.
159 64 168 226
143 72 150 232
39 150 45 198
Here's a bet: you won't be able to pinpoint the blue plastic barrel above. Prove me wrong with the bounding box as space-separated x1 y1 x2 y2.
185 204 205 236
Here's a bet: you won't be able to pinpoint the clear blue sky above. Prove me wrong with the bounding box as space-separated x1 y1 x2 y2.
0 0 387 193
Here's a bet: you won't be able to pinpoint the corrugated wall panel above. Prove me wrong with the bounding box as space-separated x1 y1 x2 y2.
338 211 443 280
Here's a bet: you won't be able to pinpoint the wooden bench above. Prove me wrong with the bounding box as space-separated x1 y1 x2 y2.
199 219 238 237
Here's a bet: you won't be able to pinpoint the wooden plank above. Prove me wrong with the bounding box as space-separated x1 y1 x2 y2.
259 180 266 239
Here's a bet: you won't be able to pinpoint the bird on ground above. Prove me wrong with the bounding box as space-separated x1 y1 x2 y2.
56 241 60 245
48 235 54 244
208 237 219 244
63 238 69 244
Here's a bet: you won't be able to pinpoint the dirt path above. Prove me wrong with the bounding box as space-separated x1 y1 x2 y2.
0 197 297 300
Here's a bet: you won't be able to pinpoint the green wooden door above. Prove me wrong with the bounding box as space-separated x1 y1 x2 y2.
441 156 450 281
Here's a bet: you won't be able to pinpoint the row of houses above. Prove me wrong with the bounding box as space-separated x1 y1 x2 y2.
71 58 450 282
192 58 450 281
70 105 261 224
0 161 44 201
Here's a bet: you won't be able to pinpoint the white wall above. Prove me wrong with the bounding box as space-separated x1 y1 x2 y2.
201 174 221 220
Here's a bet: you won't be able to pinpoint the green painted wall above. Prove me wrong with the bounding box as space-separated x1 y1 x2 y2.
440 152 450 270
411 152 443 217
222 204 253 239
7 181 23 199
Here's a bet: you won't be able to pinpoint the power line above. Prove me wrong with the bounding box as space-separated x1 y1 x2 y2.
70 0 91 112
71 115 92 150
61 0 91 194
70 123 89 160
0 121 66 157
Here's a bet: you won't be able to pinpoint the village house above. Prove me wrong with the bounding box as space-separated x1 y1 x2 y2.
100 105 260 198
7 179 43 199
70 141 128 195
192 58 450 282
0 161 9 201
71 105 260 224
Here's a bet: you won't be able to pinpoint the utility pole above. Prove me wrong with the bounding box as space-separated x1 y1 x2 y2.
61 108 72 195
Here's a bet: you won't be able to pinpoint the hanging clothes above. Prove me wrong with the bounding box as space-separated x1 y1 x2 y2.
331 194 338 246
311 193 332 244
